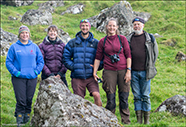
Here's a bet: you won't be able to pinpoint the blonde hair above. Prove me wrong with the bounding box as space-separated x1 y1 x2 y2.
105 17 120 35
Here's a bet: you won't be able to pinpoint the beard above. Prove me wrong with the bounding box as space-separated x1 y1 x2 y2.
81 31 89 35
134 26 144 35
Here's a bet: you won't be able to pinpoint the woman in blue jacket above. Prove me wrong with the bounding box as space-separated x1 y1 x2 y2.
6 25 44 126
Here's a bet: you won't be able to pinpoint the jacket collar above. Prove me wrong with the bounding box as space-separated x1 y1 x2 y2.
43 36 62 44
75 31 94 44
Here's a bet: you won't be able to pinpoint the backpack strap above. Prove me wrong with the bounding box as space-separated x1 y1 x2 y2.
148 33 155 43
103 35 122 57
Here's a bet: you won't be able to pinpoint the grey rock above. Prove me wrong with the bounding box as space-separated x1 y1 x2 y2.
152 33 163 38
1 0 34 7
61 3 85 15
0 28 18 56
175 51 186 62
58 29 71 44
8 16 18 20
155 95 186 116
31 76 121 127
38 1 65 13
88 0 151 36
21 9 52 25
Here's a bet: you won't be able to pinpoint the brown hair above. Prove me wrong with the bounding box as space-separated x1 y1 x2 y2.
47 25 58 34
105 17 120 35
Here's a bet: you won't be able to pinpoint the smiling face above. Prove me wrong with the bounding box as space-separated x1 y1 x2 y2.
80 22 90 35
19 31 30 43
48 28 58 40
133 21 144 35
106 20 118 36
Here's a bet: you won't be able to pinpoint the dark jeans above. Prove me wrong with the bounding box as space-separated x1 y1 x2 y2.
12 76 37 116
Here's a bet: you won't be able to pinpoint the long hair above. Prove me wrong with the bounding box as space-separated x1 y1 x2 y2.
105 17 120 35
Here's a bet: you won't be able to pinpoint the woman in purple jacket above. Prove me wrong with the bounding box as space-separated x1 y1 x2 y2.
39 25 68 86
93 18 132 124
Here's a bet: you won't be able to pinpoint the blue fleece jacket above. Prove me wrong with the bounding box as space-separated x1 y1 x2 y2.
6 40 44 79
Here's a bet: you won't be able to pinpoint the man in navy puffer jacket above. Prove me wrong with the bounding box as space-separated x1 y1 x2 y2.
62 19 102 106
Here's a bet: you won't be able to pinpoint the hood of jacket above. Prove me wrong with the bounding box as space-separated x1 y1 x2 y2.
16 39 32 46
42 36 63 45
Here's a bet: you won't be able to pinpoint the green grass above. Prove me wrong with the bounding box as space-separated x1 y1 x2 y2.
1 1 185 127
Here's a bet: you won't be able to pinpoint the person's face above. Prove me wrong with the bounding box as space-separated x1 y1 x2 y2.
80 22 90 34
106 20 118 36
48 29 58 40
19 31 30 42
133 21 144 35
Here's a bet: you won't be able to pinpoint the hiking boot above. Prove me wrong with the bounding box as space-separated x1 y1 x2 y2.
23 113 30 124
136 110 142 124
16 113 23 127
144 111 150 124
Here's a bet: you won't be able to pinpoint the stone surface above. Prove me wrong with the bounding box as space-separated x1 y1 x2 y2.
160 39 177 47
175 51 186 62
31 76 121 127
88 0 151 36
0 28 18 56
38 1 65 13
21 9 52 25
1 0 34 7
61 3 85 15
155 95 186 116
58 29 71 44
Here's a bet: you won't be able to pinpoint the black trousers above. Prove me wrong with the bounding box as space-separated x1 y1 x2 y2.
12 76 37 116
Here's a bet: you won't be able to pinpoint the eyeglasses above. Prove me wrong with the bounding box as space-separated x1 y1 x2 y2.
80 19 89 23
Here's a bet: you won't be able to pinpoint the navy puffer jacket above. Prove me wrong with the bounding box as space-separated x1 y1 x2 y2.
39 36 67 77
62 31 99 79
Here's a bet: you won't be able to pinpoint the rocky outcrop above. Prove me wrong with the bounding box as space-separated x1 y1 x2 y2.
88 1 151 36
175 51 186 62
1 0 34 7
160 38 177 47
155 95 186 116
58 29 71 44
0 28 18 56
61 3 85 15
38 1 65 13
31 76 121 127
21 9 52 25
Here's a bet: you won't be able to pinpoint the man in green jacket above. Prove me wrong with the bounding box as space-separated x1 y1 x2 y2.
127 17 158 124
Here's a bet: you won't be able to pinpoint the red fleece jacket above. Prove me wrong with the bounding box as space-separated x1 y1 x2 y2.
95 34 131 71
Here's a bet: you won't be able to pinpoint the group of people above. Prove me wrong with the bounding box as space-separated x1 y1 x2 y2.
6 16 158 126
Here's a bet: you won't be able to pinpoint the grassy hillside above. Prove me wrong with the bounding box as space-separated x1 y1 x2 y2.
1 1 185 127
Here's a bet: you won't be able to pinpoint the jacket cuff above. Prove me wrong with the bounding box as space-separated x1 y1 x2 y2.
57 72 64 77
16 71 21 77
34 70 38 75
49 73 55 77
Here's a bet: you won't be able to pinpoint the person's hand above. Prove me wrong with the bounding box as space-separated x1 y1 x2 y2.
90 64 94 68
93 73 99 82
124 70 131 83
55 74 61 79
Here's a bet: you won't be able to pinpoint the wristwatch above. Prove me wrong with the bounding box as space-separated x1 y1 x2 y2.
127 68 131 71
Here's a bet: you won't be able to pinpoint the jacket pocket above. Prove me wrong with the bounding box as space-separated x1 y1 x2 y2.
20 68 37 79
146 66 157 80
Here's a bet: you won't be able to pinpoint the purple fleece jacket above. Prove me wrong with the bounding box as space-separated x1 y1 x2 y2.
39 36 67 76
